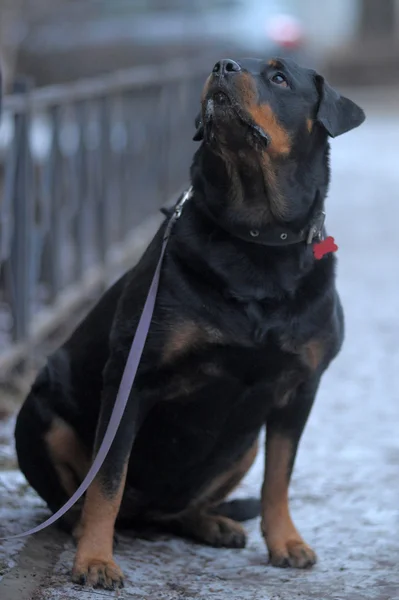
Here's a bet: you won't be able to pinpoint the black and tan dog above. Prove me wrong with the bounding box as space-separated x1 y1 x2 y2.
15 57 365 589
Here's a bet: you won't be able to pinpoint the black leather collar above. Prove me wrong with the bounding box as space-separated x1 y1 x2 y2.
199 194 326 247
164 188 326 247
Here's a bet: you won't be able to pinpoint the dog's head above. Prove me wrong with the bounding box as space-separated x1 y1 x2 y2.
194 57 364 151
193 57 365 221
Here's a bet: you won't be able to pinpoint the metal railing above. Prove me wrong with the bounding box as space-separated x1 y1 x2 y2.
0 57 209 375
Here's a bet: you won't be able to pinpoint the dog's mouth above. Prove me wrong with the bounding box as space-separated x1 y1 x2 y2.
203 89 270 148
213 91 230 105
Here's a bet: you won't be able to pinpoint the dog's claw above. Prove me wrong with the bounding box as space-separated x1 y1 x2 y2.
268 540 317 569
72 572 87 586
72 557 124 590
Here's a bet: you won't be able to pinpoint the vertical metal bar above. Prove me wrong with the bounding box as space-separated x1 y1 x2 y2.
74 102 87 280
123 91 134 242
1 109 19 345
121 92 134 241
126 93 138 237
359 0 396 37
10 81 33 342
113 95 125 247
47 106 63 302
98 96 111 266
84 102 96 268
157 83 169 208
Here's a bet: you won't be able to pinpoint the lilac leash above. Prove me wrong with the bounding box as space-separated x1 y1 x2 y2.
1 187 193 541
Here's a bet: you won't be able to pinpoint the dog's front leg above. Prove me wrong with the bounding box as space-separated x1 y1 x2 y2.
72 352 149 589
261 379 319 569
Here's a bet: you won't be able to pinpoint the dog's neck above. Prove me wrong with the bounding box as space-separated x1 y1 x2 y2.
191 138 330 233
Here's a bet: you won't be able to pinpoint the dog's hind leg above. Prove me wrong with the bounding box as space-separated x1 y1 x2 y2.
171 510 248 548
15 377 89 534
43 416 90 534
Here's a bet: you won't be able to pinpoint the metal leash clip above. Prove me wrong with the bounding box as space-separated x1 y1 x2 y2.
174 186 193 219
307 210 326 244
163 186 193 241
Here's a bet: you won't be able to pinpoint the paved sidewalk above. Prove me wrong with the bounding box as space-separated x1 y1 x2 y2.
1 90 398 599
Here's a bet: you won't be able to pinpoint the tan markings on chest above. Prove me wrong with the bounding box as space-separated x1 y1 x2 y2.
162 321 224 365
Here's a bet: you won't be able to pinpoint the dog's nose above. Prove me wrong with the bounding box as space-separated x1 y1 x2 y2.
212 59 241 75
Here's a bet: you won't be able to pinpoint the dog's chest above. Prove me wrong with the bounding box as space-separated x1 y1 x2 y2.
132 340 304 493
220 289 298 350
160 325 307 416
239 298 277 344
131 323 309 491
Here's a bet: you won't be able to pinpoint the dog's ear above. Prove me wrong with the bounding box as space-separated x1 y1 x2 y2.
193 112 204 142
315 75 365 138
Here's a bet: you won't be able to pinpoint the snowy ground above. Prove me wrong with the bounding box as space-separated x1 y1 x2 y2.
1 88 399 599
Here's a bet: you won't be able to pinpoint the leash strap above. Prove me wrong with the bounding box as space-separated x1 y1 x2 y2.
1 187 193 541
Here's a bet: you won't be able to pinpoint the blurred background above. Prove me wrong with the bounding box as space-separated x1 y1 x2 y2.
0 0 398 385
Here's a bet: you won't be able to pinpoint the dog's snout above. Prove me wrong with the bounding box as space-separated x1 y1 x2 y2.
212 59 241 76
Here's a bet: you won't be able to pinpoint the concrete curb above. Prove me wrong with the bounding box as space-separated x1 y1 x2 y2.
0 529 67 600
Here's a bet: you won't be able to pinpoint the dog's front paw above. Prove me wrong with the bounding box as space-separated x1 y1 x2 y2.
268 539 317 569
72 556 124 589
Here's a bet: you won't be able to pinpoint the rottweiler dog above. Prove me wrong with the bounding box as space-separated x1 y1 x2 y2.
15 57 365 589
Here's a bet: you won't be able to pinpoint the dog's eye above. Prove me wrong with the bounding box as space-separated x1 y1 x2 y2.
271 73 288 87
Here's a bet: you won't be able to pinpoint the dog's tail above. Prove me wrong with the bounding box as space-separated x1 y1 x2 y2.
212 497 261 522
